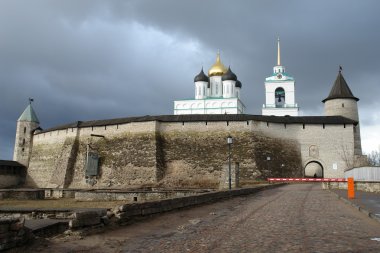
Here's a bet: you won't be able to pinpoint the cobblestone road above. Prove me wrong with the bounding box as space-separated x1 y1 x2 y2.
28 184 380 252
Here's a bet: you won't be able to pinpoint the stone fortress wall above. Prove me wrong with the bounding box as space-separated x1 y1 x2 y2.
25 116 357 189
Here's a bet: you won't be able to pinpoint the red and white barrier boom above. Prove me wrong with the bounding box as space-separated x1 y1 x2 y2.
267 178 346 182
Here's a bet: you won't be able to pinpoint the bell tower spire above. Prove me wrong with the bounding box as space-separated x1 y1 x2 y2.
277 37 281 66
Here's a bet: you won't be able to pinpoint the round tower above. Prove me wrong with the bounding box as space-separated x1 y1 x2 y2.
13 99 40 166
322 69 362 155
194 68 209 99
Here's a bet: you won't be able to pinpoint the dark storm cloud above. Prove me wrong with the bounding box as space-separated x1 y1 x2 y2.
1 0 379 159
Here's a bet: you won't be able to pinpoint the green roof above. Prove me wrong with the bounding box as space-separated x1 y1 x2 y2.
18 104 39 123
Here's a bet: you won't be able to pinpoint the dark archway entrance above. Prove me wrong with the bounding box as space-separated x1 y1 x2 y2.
304 161 324 178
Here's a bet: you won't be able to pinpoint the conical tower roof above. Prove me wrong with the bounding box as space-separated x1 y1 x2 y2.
18 104 39 123
322 71 359 103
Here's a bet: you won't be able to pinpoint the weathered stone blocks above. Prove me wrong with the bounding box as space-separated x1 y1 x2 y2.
0 218 32 251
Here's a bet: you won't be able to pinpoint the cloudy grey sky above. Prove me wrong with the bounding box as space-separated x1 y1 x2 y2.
1 0 379 159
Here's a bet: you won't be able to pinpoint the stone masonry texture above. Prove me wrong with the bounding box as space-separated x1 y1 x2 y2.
25 119 358 188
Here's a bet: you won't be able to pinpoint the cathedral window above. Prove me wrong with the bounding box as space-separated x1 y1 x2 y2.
342 103 344 107
23 127 26 133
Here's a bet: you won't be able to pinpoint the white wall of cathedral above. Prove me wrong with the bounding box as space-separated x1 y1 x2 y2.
222 80 236 98
264 81 296 106
194 81 208 99
174 98 245 115
209 76 223 97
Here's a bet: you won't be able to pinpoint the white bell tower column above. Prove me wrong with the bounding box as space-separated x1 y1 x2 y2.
262 38 299 116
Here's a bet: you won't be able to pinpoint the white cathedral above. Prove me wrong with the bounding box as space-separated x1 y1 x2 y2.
174 39 299 116
174 53 245 115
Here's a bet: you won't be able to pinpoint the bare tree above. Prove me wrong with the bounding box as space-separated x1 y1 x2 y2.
339 144 354 170
367 150 380 166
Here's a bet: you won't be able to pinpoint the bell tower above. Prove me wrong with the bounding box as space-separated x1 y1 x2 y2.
13 99 40 166
262 38 299 116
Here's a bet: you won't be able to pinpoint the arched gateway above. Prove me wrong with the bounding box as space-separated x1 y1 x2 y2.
304 161 324 178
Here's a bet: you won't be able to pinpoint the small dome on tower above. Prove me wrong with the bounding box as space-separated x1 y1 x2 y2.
235 80 242 88
222 67 237 81
194 68 209 82
208 52 227 76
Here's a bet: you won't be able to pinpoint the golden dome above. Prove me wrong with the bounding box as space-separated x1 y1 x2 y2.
208 52 227 76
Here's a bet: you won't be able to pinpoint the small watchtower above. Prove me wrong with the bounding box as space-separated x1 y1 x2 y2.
13 99 40 166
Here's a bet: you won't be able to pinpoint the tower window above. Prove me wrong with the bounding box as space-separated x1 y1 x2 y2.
342 103 344 108
22 148 25 152
22 139 25 146
23 127 26 133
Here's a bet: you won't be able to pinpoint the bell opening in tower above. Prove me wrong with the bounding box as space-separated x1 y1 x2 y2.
275 87 285 108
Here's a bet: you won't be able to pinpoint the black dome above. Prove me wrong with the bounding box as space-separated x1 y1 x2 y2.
235 80 242 88
222 67 237 81
194 68 209 82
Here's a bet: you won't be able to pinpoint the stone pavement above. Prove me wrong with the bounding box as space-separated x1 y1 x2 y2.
331 188 380 222
24 183 380 252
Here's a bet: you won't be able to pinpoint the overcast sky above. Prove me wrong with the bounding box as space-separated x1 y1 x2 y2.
1 0 380 160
